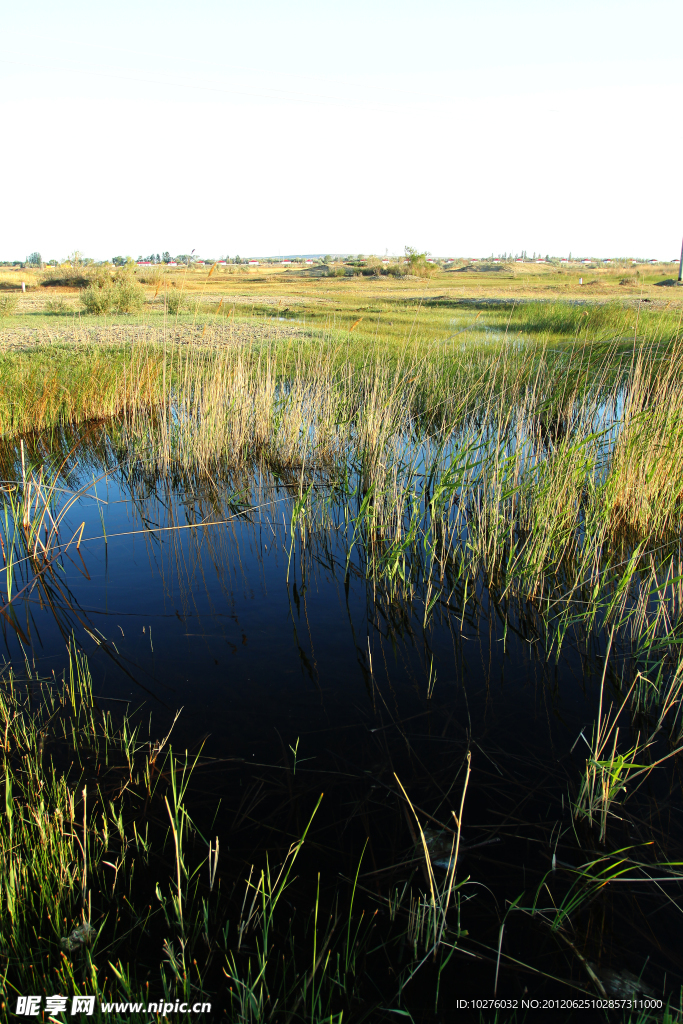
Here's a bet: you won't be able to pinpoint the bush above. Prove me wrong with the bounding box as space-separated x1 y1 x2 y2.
113 279 145 313
80 285 114 315
0 295 19 317
41 267 89 288
402 247 438 278
136 268 164 286
44 298 72 315
165 290 184 314
79 277 145 315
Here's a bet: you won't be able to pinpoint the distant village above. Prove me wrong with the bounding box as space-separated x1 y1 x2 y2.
0 251 678 270
131 253 678 269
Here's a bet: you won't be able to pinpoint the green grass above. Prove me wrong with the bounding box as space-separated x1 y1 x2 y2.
0 647 476 1021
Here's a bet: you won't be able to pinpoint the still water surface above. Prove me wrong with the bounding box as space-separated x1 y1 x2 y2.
2 448 678 1012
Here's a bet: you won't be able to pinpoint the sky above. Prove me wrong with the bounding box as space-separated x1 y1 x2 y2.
1 0 681 261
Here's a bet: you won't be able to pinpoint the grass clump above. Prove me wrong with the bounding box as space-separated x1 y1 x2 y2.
0 344 166 434
80 283 115 314
113 277 145 313
164 289 184 315
80 278 145 315
0 294 19 317
44 297 73 314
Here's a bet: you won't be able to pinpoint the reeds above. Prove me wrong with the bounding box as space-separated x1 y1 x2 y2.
0 645 481 1018
2 324 683 636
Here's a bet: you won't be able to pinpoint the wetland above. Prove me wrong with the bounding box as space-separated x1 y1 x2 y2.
1 262 683 1023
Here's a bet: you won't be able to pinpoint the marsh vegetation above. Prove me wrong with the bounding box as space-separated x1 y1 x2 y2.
1 266 683 1022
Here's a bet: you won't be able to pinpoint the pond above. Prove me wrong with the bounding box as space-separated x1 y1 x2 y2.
2 420 680 1021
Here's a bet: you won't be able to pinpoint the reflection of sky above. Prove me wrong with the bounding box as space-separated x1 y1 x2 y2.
0 461 598 770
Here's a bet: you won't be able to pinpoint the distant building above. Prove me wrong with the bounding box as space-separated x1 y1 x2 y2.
535 259 546 263
248 260 260 265
281 259 292 265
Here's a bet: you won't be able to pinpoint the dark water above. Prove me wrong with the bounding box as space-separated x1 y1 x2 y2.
2 451 681 1019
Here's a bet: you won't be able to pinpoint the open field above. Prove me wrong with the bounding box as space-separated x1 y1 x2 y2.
0 259 681 344
1 267 683 1021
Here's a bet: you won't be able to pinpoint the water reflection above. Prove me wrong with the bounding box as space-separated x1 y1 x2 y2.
1 422 682 1002
0 423 597 746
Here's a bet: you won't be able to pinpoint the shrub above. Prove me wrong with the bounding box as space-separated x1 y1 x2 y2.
80 285 115 315
41 267 90 288
165 290 184 314
44 298 72 314
0 295 19 317
403 247 438 278
113 279 145 313
79 276 145 315
136 268 164 286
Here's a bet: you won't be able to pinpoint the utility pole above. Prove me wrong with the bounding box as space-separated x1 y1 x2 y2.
679 236 683 284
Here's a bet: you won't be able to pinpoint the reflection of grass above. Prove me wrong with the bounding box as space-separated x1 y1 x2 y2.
0 649 474 1019
3 323 683 618
2 429 683 1009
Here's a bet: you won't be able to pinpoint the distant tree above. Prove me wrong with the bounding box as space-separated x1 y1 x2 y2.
162 252 172 264
47 259 59 267
112 256 127 267
234 255 242 264
27 252 42 267
403 246 435 277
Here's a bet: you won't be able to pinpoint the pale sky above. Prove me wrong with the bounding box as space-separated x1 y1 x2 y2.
1 0 681 261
